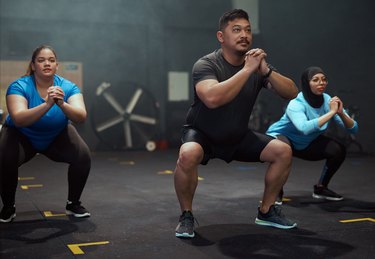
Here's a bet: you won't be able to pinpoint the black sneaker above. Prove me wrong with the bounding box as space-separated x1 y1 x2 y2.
255 205 297 229
175 211 196 238
0 205 16 223
65 201 90 218
275 188 284 205
312 185 343 201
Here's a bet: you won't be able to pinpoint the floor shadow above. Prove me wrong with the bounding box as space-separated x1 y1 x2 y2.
285 196 375 213
189 224 354 259
0 217 96 244
217 231 354 259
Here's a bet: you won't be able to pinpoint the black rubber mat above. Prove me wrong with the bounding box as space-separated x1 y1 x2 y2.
1 150 374 258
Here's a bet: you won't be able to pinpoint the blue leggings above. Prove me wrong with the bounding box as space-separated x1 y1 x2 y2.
0 124 91 207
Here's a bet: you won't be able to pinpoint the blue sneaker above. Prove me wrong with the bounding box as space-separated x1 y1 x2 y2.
255 205 297 229
175 211 196 238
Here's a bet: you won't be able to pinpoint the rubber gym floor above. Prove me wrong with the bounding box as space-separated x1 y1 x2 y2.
0 149 374 259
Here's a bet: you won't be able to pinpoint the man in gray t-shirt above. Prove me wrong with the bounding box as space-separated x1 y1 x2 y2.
174 9 299 238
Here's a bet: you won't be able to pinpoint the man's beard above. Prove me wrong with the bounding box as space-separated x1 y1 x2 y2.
235 49 248 57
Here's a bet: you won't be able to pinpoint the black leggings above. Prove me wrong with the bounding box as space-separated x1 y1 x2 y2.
0 124 91 207
278 134 346 187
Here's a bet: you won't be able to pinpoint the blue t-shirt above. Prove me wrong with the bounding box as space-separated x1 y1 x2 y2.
5 74 81 151
266 92 359 150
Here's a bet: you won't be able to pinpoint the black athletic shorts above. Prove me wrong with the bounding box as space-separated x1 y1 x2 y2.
181 126 273 165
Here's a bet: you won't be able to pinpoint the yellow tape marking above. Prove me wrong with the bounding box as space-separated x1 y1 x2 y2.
67 241 110 255
20 184 43 190
43 211 66 217
120 161 135 165
340 218 375 223
157 170 173 175
18 177 35 181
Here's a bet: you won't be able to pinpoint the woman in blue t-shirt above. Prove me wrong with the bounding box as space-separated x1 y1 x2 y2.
0 45 91 222
267 66 358 202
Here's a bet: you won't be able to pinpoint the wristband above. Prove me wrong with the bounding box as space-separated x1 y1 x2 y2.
264 65 273 78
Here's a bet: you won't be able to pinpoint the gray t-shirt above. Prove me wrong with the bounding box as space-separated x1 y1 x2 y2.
185 49 268 145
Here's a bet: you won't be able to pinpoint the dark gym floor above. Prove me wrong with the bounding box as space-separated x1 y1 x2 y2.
0 149 374 258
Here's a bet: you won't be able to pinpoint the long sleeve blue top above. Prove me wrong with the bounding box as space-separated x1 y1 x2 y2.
266 92 358 150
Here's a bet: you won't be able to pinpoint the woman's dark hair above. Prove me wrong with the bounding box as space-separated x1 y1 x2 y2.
219 9 249 31
25 45 57 76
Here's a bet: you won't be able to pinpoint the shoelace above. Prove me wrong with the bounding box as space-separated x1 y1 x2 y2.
181 214 199 227
273 205 284 217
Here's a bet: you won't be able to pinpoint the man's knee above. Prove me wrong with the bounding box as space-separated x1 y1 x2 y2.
262 139 292 162
177 142 204 170
278 142 293 160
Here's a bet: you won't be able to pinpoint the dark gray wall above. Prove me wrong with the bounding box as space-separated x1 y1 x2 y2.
0 0 231 150
1 0 374 154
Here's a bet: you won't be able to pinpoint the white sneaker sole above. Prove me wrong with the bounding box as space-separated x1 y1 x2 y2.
65 210 91 218
175 232 195 238
255 218 297 229
312 193 344 201
0 213 16 223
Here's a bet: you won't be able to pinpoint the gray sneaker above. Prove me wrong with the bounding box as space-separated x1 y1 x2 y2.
255 205 297 229
175 211 196 238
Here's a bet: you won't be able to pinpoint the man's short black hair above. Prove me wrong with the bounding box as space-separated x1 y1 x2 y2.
219 9 249 31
